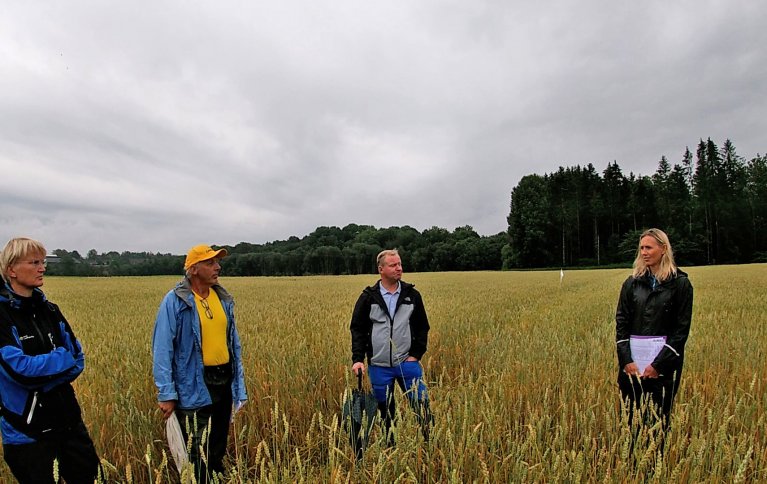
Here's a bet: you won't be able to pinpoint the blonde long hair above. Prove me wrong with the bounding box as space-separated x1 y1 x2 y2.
631 228 677 282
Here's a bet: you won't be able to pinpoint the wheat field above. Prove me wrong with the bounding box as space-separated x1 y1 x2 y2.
0 265 764 482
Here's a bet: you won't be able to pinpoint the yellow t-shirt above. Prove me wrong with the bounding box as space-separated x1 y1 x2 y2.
193 289 230 366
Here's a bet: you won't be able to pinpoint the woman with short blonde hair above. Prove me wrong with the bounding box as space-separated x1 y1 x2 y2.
0 237 47 283
0 237 101 482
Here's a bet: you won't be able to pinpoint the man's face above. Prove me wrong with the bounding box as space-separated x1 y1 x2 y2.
191 257 222 287
378 254 402 284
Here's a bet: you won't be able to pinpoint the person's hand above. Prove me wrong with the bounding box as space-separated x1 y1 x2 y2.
405 356 418 362
352 362 365 376
158 400 176 420
641 364 659 379
623 362 640 378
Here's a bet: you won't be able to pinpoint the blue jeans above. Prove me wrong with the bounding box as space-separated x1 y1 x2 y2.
368 361 431 442
368 361 428 405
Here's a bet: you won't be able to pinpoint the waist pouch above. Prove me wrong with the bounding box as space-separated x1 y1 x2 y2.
203 362 233 387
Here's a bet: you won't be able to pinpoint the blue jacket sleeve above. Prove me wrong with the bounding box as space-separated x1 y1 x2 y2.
228 302 247 403
0 343 77 389
60 322 85 384
152 292 179 402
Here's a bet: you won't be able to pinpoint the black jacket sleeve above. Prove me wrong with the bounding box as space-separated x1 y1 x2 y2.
350 292 371 364
408 290 430 360
652 276 693 375
615 277 634 369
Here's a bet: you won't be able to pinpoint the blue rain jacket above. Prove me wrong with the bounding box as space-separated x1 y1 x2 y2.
152 278 247 410
0 285 86 444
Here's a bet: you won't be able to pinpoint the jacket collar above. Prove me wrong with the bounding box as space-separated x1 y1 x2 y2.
0 283 46 308
366 279 414 296
174 276 233 307
638 268 687 287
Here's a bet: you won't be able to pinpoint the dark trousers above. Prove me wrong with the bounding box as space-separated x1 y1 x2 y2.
618 369 682 429
618 368 682 456
3 420 100 484
177 381 232 482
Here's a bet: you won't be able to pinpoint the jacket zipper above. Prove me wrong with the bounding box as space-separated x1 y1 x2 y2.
383 290 401 367
30 311 51 351
371 289 396 367
389 314 394 367
26 392 38 424
26 308 53 427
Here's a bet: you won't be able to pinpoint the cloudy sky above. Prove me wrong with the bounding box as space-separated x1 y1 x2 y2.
1 1 765 254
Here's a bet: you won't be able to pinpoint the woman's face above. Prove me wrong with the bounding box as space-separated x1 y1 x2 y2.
639 235 665 272
7 251 46 296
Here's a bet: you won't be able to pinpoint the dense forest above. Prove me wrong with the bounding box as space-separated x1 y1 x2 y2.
45 137 765 276
506 138 767 268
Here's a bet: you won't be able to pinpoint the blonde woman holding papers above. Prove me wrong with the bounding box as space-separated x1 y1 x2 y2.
615 228 693 435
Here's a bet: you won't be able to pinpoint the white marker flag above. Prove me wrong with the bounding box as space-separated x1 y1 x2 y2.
560 268 564 285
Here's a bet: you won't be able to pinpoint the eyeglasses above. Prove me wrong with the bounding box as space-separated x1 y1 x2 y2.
200 298 213 319
20 259 47 268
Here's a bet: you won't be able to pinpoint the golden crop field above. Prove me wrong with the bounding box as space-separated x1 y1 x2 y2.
1 265 764 482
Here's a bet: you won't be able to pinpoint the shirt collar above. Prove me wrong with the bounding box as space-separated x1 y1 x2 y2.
379 280 401 296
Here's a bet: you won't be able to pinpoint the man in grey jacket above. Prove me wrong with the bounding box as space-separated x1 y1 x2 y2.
350 249 431 443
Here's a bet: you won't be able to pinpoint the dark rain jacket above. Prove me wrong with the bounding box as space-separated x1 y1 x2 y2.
0 285 85 444
615 269 693 377
350 280 429 367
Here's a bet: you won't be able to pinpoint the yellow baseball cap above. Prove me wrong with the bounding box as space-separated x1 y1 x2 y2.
184 244 228 270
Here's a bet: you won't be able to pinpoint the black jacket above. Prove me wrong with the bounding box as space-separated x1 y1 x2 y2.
350 280 429 366
0 286 85 442
615 270 693 376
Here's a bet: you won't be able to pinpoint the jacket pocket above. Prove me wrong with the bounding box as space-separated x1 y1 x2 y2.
3 385 81 438
26 385 81 435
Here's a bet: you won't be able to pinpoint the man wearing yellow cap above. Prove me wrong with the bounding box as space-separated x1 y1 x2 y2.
152 244 247 481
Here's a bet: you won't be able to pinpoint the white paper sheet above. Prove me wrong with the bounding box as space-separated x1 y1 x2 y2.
629 335 667 374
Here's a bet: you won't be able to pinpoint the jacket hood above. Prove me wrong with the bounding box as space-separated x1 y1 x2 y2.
663 268 689 283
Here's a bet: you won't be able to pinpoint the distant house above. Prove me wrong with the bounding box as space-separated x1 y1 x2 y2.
45 254 61 264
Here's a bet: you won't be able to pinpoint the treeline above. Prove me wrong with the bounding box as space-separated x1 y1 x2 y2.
505 138 767 268
45 225 507 277
45 137 765 276
45 250 185 276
